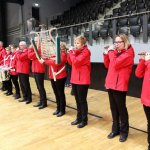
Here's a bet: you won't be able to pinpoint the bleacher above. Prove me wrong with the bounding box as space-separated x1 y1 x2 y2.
49 0 150 44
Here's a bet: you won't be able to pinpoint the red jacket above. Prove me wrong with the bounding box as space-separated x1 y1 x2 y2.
9 52 18 75
104 45 134 91
67 45 91 85
16 49 30 74
0 53 11 66
135 59 150 106
0 47 6 64
44 50 67 79
28 47 45 73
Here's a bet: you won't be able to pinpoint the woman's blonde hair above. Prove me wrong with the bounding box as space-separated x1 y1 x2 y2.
60 42 68 51
75 35 87 45
5 46 11 51
116 34 130 50
9 44 17 49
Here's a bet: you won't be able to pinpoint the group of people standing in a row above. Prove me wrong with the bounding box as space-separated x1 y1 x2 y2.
0 33 150 149
0 35 90 129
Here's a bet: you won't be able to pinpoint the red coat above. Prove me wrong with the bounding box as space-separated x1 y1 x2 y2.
67 45 91 85
16 49 30 74
28 47 45 73
0 53 11 66
9 52 18 75
135 59 150 106
104 45 134 91
0 47 6 64
44 50 67 79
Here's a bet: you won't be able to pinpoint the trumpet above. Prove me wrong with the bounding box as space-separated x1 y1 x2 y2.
104 44 116 50
138 52 150 61
138 52 150 56
104 46 109 49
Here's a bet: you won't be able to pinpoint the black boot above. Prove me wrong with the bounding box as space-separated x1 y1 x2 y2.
77 122 88 128
57 111 65 117
38 101 47 109
6 92 13 96
53 110 60 115
33 101 42 107
15 94 21 99
71 119 81 125
26 100 32 104
4 91 9 95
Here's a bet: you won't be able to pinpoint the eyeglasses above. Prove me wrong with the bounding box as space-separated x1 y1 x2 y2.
114 41 124 44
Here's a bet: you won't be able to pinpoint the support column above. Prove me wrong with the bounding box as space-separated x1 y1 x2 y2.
0 1 7 45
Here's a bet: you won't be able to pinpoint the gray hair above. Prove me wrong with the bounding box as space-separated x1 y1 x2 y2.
19 41 27 46
0 41 3 46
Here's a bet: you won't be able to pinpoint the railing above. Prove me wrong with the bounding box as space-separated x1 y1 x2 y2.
17 11 150 46
53 10 150 45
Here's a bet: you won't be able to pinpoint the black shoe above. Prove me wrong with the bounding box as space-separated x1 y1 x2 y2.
4 91 9 95
53 110 59 115
19 99 26 102
26 101 32 104
107 132 119 139
38 105 47 109
57 112 65 117
77 122 87 128
119 135 127 142
6 92 13 96
15 94 21 99
33 102 41 107
1 88 7 91
71 119 81 125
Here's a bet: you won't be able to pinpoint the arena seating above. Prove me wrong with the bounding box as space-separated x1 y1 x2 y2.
50 0 150 42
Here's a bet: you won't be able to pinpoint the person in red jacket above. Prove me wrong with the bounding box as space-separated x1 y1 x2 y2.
41 42 67 117
103 34 134 142
16 41 32 104
68 35 91 128
9 44 21 99
2 47 12 96
0 41 7 91
0 41 6 63
28 37 47 109
135 52 150 150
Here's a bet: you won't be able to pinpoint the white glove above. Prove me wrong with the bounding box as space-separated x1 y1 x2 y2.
107 45 115 51
103 45 114 54
103 49 108 54
39 58 45 64
69 46 74 51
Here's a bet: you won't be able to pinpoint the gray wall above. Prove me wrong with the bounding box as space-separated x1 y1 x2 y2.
6 3 23 44
23 0 81 33
6 0 81 44
6 3 22 29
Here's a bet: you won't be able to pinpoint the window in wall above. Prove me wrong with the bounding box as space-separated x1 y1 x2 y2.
32 7 40 21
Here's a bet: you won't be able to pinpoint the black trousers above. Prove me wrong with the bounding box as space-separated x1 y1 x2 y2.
51 77 66 113
33 73 47 104
72 84 89 123
18 73 32 101
108 89 129 136
10 75 20 95
1 81 7 90
143 105 150 148
5 79 12 93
